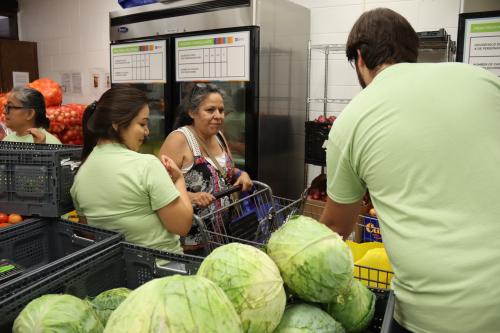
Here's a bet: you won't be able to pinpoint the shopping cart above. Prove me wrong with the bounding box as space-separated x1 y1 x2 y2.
192 181 304 255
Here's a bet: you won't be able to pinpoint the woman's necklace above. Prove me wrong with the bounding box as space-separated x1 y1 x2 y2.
190 126 213 157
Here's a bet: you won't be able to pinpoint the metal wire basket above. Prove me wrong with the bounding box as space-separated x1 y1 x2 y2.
192 181 304 255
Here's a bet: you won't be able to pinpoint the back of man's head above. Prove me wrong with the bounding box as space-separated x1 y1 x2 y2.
346 8 419 70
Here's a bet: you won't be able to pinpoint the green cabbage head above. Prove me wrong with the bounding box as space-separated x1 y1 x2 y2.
274 303 346 333
89 287 131 326
266 215 354 303
13 294 103 333
327 279 376 333
197 243 286 333
104 275 242 333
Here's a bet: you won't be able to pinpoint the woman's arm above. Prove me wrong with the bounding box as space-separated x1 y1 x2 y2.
157 155 193 236
187 191 215 207
232 168 253 192
159 131 188 170
160 131 215 208
218 132 253 192
156 177 193 236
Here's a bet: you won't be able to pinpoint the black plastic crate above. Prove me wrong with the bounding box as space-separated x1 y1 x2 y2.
370 288 395 333
0 218 121 290
0 242 203 330
0 141 82 217
305 121 331 166
284 286 393 333
379 290 395 333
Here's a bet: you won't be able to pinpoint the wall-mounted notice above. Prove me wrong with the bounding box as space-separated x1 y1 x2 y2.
60 72 82 94
111 40 166 83
175 31 250 82
12 71 29 88
459 12 500 76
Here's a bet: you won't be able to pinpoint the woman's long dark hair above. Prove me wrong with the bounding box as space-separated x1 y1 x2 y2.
174 83 224 129
81 85 148 162
10 87 50 129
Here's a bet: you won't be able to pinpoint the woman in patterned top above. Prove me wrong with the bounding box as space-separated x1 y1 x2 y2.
160 83 252 254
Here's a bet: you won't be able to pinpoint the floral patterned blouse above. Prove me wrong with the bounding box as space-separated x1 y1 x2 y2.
175 126 236 246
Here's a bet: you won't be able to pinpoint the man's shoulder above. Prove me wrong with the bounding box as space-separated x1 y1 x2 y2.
395 62 496 80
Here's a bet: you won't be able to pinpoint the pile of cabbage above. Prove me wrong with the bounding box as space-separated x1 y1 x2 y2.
13 215 376 333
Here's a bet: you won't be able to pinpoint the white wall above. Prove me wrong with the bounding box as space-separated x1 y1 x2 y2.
18 0 121 104
290 0 462 184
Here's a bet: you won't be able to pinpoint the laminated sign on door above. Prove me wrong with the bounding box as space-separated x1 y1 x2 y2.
175 31 250 82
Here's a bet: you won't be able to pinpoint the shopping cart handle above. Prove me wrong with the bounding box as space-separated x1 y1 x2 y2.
213 184 242 199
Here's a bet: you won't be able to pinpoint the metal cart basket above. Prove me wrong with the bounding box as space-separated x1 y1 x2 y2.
192 181 304 255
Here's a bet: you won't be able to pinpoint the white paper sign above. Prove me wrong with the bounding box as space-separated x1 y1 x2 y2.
72 72 82 94
463 17 500 76
175 31 250 82
111 40 166 83
60 72 82 94
12 71 29 88
61 72 71 93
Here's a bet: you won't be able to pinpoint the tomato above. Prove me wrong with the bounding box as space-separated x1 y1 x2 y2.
0 223 10 228
0 212 8 224
8 214 23 224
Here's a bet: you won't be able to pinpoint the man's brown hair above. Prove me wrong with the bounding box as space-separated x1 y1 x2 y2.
346 8 419 70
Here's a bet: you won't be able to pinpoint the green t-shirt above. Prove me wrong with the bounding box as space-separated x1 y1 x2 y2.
70 143 182 253
3 128 61 144
327 63 500 333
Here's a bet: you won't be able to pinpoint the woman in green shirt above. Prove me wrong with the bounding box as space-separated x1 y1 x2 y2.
71 86 193 253
2 87 61 144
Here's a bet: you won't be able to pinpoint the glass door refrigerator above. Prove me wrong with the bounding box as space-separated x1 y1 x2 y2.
110 28 258 175
109 0 309 197
170 28 259 175
110 38 173 156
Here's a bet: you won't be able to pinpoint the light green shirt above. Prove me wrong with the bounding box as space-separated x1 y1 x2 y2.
71 143 182 253
3 128 62 144
327 63 500 333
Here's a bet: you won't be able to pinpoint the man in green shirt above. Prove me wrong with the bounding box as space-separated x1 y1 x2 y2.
2 87 61 144
320 8 500 333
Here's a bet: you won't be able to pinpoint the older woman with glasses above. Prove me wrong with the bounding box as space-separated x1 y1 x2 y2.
3 87 61 144
160 83 252 254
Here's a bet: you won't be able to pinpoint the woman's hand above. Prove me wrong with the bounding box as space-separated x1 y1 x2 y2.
26 128 46 144
234 171 253 192
160 154 182 182
189 192 216 208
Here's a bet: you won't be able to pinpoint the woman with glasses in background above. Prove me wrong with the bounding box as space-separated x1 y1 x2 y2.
160 83 252 254
2 87 61 144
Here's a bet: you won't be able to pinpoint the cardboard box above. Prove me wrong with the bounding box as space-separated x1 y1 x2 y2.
358 215 383 242
303 198 325 221
302 197 376 243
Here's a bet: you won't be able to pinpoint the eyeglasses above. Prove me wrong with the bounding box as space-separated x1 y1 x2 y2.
3 105 35 115
348 57 357 69
189 83 219 102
